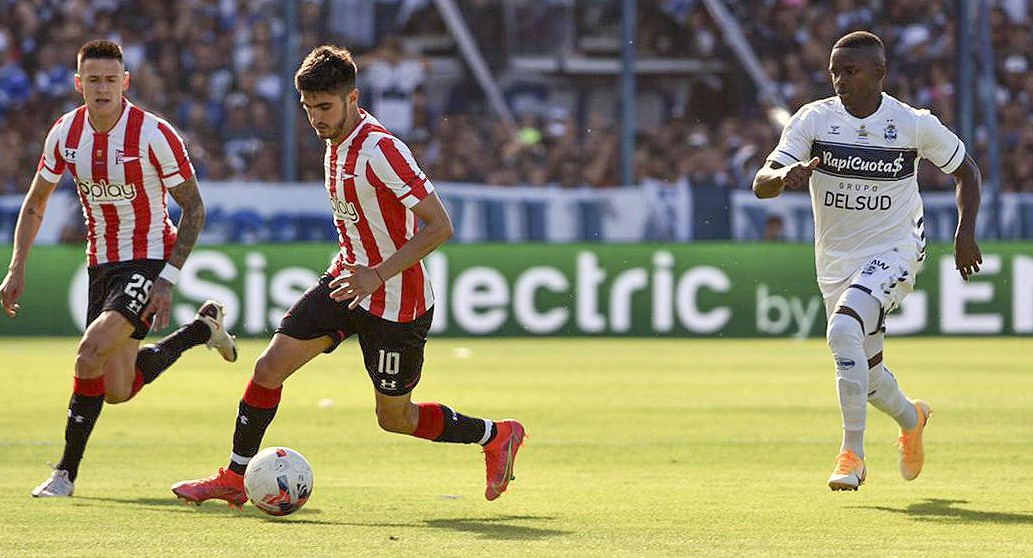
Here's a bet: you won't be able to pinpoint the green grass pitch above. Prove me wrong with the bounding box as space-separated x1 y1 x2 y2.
1 337 1031 557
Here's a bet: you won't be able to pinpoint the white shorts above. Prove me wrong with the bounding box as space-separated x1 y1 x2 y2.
820 247 924 319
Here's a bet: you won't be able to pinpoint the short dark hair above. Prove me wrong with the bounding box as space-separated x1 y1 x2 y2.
77 40 124 71
294 45 357 95
833 31 885 53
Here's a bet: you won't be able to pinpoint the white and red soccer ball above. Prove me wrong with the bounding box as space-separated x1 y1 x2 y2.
243 447 314 516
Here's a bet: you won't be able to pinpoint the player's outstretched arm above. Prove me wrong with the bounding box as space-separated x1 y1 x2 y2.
330 192 453 308
752 157 819 199
144 177 206 329
1 173 58 318
950 154 982 281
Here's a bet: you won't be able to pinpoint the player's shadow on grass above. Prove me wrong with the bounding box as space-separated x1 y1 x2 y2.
423 515 569 541
77 496 324 518
76 497 566 538
863 499 1033 524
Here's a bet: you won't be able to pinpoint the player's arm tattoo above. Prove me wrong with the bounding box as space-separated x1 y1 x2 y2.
166 177 206 270
24 206 43 220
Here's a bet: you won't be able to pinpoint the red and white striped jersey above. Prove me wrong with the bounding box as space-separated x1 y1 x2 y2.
37 99 194 266
324 109 435 323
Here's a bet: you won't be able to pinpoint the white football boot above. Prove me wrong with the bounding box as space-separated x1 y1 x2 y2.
196 300 238 362
32 468 74 498
828 450 866 491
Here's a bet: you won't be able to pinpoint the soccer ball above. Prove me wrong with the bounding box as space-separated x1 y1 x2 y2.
243 447 314 516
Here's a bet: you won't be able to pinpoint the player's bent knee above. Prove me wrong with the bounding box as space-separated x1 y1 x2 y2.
826 311 864 350
75 343 104 376
252 354 289 388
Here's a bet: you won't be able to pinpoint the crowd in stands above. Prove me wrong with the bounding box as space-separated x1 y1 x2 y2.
1 0 1032 194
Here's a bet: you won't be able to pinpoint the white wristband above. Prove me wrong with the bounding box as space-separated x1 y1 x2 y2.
158 264 181 285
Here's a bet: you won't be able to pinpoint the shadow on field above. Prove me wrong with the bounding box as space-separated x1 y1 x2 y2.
75 497 568 537
423 515 569 540
76 496 279 516
863 499 1033 524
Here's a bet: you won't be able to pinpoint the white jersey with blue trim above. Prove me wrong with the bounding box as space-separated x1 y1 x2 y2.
767 92 965 285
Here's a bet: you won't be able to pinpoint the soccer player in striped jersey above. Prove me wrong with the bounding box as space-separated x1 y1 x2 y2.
753 31 983 491
0 40 237 498
172 45 525 507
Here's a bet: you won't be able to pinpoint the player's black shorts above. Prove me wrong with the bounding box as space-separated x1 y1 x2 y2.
276 275 434 396
87 259 164 340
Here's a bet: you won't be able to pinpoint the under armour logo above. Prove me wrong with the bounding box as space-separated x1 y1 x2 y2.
380 379 397 390
238 415 249 425
68 409 85 423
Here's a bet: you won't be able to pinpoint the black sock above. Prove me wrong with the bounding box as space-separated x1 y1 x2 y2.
57 394 104 482
136 320 210 383
228 401 278 475
437 405 492 444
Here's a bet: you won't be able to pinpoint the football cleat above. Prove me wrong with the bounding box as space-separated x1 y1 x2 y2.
828 450 866 491
197 300 238 362
898 399 932 481
32 467 74 498
483 420 526 501
171 467 248 508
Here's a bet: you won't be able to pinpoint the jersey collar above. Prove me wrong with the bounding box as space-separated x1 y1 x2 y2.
330 108 370 152
837 92 888 122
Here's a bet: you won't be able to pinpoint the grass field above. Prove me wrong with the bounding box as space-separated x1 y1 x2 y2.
1 337 1031 557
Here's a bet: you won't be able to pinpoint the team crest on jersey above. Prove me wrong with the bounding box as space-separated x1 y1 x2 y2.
330 197 360 223
115 149 140 165
883 123 897 142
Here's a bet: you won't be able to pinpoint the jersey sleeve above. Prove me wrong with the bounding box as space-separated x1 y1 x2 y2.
148 120 196 188
366 135 435 209
916 111 965 174
36 117 67 183
766 107 815 167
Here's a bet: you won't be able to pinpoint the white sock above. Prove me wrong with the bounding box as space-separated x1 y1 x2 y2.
868 365 917 430
827 289 881 459
863 330 919 430
841 429 865 459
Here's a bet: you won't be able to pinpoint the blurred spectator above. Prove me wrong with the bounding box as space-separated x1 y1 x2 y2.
363 36 428 139
764 215 785 242
0 32 31 118
0 0 1029 195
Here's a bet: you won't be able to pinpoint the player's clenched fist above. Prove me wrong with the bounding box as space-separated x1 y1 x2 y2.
781 156 820 190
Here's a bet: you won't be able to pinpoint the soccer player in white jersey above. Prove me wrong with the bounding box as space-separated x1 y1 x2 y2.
0 40 237 498
753 31 982 491
172 45 526 508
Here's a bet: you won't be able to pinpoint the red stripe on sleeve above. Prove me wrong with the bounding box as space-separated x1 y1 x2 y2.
156 122 194 182
378 137 429 200
37 116 68 176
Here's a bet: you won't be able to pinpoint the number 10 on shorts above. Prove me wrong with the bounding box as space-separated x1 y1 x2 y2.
377 350 401 375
